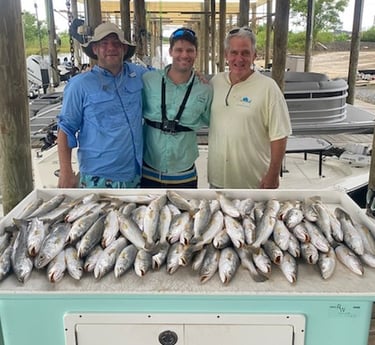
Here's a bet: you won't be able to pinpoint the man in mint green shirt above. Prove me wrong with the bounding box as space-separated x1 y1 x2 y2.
141 28 212 188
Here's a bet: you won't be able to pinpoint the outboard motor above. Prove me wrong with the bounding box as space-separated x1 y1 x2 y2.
58 60 74 82
27 55 50 94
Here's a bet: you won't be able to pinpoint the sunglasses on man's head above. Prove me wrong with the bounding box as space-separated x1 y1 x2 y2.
228 27 253 35
171 28 196 39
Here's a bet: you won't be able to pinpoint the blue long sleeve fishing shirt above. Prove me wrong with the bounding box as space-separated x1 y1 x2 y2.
58 62 147 181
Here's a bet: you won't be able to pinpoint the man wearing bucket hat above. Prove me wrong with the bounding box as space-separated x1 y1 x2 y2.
141 27 212 188
57 22 147 188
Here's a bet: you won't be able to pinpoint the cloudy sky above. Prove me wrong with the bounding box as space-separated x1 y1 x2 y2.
341 0 375 31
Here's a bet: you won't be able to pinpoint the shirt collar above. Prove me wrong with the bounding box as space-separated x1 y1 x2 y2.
163 64 195 85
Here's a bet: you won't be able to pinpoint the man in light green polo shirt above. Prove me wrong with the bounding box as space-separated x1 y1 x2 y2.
141 27 212 188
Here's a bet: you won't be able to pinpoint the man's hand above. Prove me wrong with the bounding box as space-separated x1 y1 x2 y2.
259 172 280 189
58 170 79 188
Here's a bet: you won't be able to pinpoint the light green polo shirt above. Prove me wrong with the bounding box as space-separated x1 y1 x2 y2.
142 66 212 173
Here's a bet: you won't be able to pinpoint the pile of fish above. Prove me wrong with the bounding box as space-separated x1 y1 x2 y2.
1 190 375 285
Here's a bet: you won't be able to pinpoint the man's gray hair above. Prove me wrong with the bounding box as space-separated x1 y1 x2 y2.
224 27 257 51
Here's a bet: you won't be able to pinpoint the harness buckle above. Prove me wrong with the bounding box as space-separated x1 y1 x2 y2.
162 120 177 134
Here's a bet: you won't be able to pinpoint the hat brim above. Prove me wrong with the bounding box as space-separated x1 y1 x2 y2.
82 39 136 61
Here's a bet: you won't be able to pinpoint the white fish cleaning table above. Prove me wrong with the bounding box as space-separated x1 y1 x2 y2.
0 189 375 345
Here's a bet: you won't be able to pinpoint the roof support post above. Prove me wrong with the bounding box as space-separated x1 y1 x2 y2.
0 0 33 215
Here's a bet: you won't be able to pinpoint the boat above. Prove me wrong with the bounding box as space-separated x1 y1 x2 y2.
262 71 375 135
29 94 61 144
16 71 375 211
358 69 375 80
26 55 50 97
31 133 372 210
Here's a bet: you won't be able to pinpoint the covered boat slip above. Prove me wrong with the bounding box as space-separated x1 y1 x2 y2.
1 189 375 345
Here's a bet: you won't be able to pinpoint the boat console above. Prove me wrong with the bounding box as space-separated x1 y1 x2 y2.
263 71 348 125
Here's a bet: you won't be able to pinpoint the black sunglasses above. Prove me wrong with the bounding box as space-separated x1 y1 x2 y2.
228 27 253 35
171 28 196 39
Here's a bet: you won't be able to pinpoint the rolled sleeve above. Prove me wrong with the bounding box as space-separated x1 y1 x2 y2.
57 78 85 148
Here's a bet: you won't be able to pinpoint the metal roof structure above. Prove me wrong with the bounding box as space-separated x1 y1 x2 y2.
99 1 270 27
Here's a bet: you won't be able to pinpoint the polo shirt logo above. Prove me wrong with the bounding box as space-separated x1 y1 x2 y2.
240 96 251 103
197 95 206 103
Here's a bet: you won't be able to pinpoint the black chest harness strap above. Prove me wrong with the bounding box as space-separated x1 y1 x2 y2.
145 75 195 134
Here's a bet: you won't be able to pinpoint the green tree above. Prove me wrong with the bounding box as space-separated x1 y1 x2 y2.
290 0 349 41
362 26 375 42
22 11 48 55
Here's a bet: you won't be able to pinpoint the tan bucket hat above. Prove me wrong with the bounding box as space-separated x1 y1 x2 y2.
82 22 136 60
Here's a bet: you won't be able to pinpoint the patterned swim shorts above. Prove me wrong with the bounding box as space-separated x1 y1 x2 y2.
79 174 141 189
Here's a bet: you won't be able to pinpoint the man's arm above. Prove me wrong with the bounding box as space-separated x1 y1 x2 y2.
57 130 78 188
259 137 288 189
